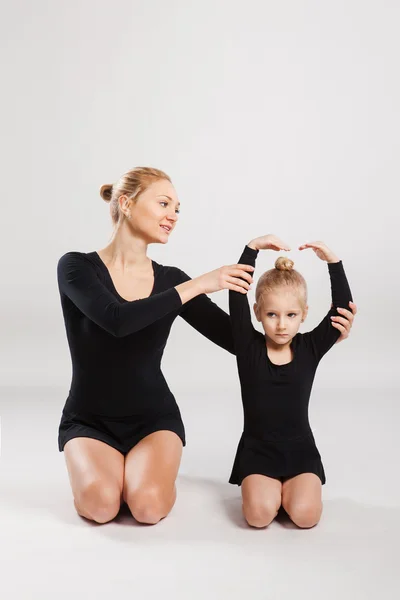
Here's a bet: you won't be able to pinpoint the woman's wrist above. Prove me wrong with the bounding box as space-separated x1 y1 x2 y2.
175 278 204 304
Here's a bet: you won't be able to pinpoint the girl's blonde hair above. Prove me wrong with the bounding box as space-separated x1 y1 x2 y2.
100 166 171 226
255 256 308 310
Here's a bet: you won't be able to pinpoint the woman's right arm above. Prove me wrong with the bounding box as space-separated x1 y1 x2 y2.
57 252 253 338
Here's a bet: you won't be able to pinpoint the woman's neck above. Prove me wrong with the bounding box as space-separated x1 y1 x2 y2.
99 226 150 272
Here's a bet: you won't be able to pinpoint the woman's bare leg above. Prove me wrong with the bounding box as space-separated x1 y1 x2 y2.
281 473 322 528
123 430 183 525
241 474 283 528
63 437 125 524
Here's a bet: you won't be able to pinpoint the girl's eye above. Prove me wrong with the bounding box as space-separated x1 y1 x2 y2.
267 313 276 317
160 202 168 207
289 313 297 318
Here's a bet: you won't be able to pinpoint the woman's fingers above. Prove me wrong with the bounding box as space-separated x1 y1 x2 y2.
331 315 351 329
235 264 255 272
228 268 253 283
226 276 251 291
331 321 347 335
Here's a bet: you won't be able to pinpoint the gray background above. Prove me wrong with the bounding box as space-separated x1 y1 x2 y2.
0 1 399 599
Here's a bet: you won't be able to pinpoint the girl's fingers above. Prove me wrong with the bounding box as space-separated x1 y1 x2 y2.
236 264 255 271
299 242 324 250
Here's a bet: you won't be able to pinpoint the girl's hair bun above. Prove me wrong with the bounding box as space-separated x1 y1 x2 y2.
100 184 113 202
275 256 294 271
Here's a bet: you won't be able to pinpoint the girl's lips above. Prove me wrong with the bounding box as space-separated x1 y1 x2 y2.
160 225 171 232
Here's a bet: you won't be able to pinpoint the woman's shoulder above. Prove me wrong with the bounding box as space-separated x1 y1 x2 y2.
57 250 99 272
152 260 191 284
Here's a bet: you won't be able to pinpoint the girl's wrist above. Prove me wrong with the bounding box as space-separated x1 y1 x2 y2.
247 240 258 251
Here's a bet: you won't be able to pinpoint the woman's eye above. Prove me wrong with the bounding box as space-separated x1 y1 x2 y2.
160 202 168 207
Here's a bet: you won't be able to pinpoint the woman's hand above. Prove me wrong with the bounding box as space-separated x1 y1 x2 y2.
196 264 255 294
332 301 357 344
248 234 291 252
298 241 340 263
175 264 255 304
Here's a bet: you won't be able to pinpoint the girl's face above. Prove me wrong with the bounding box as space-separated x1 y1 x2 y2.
254 288 308 346
123 179 180 244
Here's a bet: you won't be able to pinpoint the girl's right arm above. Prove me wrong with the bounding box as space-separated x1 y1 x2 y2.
228 245 260 354
57 252 253 338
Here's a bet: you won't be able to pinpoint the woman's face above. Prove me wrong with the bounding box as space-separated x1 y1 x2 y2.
124 179 180 244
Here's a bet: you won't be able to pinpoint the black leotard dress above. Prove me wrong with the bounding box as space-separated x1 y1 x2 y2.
228 246 353 485
57 251 235 454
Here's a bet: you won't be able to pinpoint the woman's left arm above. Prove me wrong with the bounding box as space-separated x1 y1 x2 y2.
176 269 236 354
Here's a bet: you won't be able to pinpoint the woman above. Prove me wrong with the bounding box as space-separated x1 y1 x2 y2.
57 166 357 525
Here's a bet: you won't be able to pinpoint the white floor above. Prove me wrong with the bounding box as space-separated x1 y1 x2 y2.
0 386 399 599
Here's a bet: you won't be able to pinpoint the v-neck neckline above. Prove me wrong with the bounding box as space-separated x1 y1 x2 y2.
92 251 157 303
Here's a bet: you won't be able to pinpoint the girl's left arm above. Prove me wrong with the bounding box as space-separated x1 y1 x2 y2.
303 259 354 361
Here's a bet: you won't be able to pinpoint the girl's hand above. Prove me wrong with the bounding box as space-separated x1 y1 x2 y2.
332 301 358 344
248 234 291 252
298 241 340 263
196 264 255 295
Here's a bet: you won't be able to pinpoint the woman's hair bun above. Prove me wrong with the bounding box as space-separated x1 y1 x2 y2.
275 256 294 271
100 184 113 202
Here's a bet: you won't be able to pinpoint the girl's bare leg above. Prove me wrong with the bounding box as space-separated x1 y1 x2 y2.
281 473 322 528
241 474 282 528
63 437 125 524
123 430 183 525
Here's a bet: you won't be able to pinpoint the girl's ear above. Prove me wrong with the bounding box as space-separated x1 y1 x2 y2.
301 305 309 323
253 302 261 322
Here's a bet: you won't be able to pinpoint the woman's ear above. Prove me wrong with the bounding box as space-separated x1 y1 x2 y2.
253 302 261 322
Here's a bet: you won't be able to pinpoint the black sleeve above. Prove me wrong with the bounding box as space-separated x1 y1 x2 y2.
57 252 183 338
176 269 235 355
228 245 259 355
303 260 353 361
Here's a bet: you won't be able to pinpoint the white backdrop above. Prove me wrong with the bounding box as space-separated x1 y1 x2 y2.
1 0 399 393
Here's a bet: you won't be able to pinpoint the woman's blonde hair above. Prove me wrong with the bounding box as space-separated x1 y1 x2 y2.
255 256 308 310
100 166 171 225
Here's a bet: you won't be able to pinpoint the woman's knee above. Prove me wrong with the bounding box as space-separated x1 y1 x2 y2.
243 498 281 528
285 501 322 528
75 479 121 524
126 485 175 525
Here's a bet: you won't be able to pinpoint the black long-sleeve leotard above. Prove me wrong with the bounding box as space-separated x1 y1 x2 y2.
228 245 353 484
57 251 235 418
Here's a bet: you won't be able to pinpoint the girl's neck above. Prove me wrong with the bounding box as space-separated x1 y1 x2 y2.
265 337 293 353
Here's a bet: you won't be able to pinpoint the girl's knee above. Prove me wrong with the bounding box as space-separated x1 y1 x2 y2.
76 480 121 524
126 485 175 525
285 502 322 529
243 499 281 528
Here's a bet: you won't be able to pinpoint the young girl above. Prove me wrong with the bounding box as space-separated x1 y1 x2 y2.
228 234 353 529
